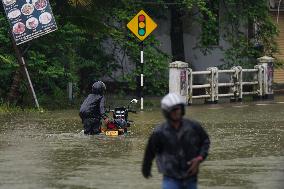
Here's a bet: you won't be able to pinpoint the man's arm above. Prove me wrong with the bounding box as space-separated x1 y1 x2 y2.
99 97 108 122
142 131 159 178
195 122 210 160
187 121 210 176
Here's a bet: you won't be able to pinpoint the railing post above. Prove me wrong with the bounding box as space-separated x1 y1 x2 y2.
262 64 268 97
230 66 239 102
206 67 218 104
188 68 193 105
254 64 264 98
210 67 214 103
214 67 219 102
237 66 243 101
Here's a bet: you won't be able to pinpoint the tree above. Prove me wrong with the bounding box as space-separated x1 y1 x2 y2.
0 0 278 107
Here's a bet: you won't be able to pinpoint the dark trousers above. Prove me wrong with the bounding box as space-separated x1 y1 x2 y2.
83 118 101 135
162 176 197 189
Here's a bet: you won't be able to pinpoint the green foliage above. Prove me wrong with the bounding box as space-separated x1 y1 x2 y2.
207 0 277 67
93 0 170 95
0 0 169 108
0 100 44 113
0 0 279 108
0 103 22 113
0 12 18 98
168 0 278 68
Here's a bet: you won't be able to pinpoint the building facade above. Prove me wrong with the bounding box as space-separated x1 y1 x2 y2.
153 0 284 84
270 0 284 84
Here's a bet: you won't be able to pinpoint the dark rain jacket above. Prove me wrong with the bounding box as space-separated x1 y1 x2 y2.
79 94 107 120
142 118 210 180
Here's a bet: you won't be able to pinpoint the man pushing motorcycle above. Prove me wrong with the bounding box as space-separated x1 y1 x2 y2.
79 81 109 135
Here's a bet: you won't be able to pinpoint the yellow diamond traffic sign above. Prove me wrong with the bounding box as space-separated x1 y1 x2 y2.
127 10 157 41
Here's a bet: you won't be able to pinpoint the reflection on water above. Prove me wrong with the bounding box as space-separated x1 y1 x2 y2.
0 98 284 189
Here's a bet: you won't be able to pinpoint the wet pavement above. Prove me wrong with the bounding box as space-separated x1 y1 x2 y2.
0 97 283 189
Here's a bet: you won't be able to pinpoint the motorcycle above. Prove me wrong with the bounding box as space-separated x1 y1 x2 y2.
102 99 138 136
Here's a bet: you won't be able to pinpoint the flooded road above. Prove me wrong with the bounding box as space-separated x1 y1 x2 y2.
0 98 283 189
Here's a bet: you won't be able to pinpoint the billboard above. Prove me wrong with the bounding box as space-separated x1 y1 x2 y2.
1 0 58 45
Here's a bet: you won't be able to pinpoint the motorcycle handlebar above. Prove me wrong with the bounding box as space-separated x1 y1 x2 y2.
106 108 136 113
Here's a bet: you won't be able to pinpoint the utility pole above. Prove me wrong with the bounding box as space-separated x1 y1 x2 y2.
10 31 40 109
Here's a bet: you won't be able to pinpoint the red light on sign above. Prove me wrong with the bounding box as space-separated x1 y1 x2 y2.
138 15 145 22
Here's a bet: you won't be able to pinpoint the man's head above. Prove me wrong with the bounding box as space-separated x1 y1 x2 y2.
161 93 186 121
168 104 184 122
92 81 106 95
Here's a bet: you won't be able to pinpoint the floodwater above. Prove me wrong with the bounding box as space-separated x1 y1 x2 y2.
0 97 283 189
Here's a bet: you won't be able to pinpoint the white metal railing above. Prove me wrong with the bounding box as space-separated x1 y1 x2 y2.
188 65 269 104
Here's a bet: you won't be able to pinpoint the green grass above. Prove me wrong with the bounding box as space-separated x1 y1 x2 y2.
0 103 21 113
0 103 44 114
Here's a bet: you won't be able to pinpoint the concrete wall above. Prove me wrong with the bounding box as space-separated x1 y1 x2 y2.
153 11 172 56
153 3 248 83
182 4 230 83
101 37 134 81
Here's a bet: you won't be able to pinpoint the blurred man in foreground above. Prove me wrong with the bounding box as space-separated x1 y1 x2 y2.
142 93 210 189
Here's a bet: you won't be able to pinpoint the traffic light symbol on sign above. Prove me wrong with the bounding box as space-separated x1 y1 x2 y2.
127 10 157 41
138 14 146 36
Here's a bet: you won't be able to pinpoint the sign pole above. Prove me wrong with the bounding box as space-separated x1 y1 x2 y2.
10 31 40 109
140 42 144 110
127 10 157 111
